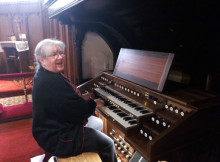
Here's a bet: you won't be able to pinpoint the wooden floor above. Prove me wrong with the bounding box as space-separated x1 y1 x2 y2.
0 117 32 130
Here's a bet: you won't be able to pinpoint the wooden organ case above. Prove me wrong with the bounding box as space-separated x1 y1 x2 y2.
44 1 220 161
77 49 219 162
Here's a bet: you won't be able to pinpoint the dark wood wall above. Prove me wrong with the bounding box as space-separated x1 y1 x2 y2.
0 1 43 66
49 0 220 94
41 8 79 84
0 1 79 84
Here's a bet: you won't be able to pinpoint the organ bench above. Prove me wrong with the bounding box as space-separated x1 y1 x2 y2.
57 152 101 162
43 152 101 162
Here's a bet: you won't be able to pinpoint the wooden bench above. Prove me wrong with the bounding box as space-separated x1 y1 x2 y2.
57 152 101 162
43 152 101 162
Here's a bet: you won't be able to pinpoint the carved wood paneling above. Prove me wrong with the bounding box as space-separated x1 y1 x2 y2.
0 2 43 73
41 7 79 85
0 2 79 83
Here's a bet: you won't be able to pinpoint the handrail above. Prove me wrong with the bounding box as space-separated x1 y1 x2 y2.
0 72 35 79
0 72 35 102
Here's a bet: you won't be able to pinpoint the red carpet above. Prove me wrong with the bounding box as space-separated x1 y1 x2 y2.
0 118 44 162
0 72 34 98
0 79 33 98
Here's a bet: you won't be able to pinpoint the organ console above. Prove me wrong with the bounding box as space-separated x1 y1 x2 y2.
43 1 220 161
77 48 220 162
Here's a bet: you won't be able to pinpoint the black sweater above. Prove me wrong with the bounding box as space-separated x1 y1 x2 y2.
32 67 96 157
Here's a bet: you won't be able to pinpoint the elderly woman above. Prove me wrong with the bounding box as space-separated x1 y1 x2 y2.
32 39 117 162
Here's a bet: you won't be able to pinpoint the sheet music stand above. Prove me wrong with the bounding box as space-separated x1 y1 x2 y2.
114 48 174 92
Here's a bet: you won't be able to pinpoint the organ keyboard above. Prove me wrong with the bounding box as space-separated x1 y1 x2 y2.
78 49 219 162
94 87 153 118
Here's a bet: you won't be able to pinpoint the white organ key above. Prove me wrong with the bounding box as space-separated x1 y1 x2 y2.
95 88 151 118
100 106 138 129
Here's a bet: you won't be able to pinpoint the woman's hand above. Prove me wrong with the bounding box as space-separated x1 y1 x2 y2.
81 92 94 100
94 98 104 108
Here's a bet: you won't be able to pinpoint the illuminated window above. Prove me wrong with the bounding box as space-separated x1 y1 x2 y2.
0 0 39 4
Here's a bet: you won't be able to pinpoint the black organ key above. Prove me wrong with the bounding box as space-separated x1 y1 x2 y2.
117 97 127 101
117 112 128 117
108 106 118 110
113 109 122 113
103 88 114 95
111 92 118 96
123 117 133 121
135 107 144 111
140 110 150 114
104 101 112 106
123 100 133 104
128 103 138 107
128 120 138 125
113 94 120 97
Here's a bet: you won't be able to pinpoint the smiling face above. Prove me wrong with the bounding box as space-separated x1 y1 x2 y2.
39 45 65 73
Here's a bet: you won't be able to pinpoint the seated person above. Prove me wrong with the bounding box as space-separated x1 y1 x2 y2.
32 39 117 162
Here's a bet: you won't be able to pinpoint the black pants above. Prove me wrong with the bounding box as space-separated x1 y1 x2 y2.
82 127 118 162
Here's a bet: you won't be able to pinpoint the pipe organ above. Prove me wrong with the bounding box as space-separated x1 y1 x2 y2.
43 0 220 160
78 48 219 162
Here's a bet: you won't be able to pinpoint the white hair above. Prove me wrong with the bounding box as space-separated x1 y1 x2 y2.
34 39 65 71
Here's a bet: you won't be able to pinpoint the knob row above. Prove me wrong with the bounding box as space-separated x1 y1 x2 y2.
164 104 187 116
